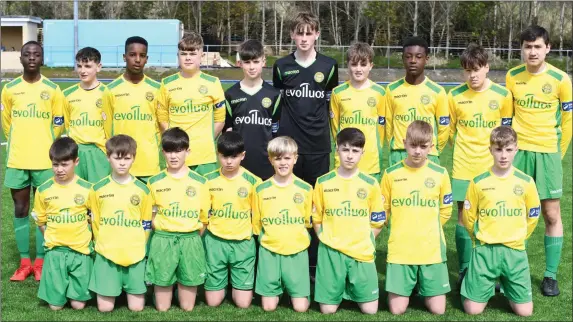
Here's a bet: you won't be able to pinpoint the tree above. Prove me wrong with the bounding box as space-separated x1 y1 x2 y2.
354 2 364 42
559 1 565 58
261 1 266 45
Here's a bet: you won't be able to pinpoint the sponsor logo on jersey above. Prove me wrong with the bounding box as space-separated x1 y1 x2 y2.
325 200 369 217
130 194 141 206
562 101 573 112
378 116 385 125
69 99 81 103
424 177 436 188
115 93 130 97
209 187 223 192
114 105 153 121
157 187 172 192
314 72 325 83
263 196 276 200
159 202 199 219
45 196 59 201
285 83 325 99
96 98 103 108
215 101 225 109
443 193 453 205
488 100 499 110
341 110 377 126
439 116 450 125
293 192 304 204
370 211 386 222
284 70 300 76
529 206 540 218
515 94 552 109
54 116 64 126
324 188 339 192
458 100 473 105
170 99 211 114
210 202 250 219
70 112 104 127
458 113 497 128
501 118 512 125
392 190 438 208
74 194 85 205
420 94 431 105
199 85 208 94
145 91 155 102
99 193 115 199
237 187 249 198
99 210 142 228
515 81 526 85
40 91 50 100
479 201 523 217
231 97 247 104
168 87 183 92
394 94 407 99
12 103 51 119
542 83 552 94
186 186 196 197
48 209 87 224
356 188 367 200
341 98 352 101
261 209 305 225
235 109 272 126
261 97 272 108
367 97 377 107
513 184 524 196
394 107 433 123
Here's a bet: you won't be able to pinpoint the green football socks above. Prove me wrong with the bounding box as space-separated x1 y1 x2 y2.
14 216 30 259
544 235 563 279
455 224 472 273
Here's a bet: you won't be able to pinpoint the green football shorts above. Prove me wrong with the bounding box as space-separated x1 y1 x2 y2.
314 242 379 305
461 244 532 304
4 168 52 189
255 246 310 298
88 253 147 297
385 262 450 297
204 231 256 291
145 230 206 287
389 150 440 167
75 144 110 183
37 247 93 306
513 150 562 200
189 162 219 176
452 178 471 202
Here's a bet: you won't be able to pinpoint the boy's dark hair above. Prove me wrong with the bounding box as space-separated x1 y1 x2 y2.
347 42 374 65
161 127 190 152
49 137 79 162
336 128 365 149
21 40 43 55
238 39 265 62
106 134 137 157
217 131 245 157
125 36 148 53
403 36 429 55
520 25 550 46
460 43 489 69
76 47 101 64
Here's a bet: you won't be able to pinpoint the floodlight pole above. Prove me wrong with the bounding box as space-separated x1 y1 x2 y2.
73 0 79 62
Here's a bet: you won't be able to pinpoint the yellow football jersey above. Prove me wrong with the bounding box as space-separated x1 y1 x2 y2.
157 72 227 166
148 169 209 233
252 177 313 255
330 80 386 174
506 63 572 157
380 160 452 265
448 81 514 180
102 75 161 177
63 82 109 152
32 176 93 255
1 75 65 169
89 176 152 267
205 167 261 240
313 170 385 262
385 77 449 156
463 167 541 251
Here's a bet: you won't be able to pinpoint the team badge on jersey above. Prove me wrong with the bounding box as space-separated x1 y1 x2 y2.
1 103 4 111
488 100 499 110
542 83 552 94
424 177 436 189
464 200 471 210
237 187 249 198
40 91 50 100
293 192 304 204
130 194 141 206
199 85 208 95
367 97 377 107
357 188 367 200
420 94 430 105
186 186 197 197
314 72 325 83
74 194 85 205
513 184 524 196
261 97 272 108
96 98 103 108
101 112 107 121
145 91 155 102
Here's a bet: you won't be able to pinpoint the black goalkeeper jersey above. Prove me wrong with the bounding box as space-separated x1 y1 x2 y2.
224 81 281 180
272 52 339 154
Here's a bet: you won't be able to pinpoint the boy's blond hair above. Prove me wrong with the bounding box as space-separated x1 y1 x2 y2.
490 126 517 147
290 12 320 33
405 120 433 146
179 32 203 52
106 134 137 157
347 42 374 64
267 136 298 158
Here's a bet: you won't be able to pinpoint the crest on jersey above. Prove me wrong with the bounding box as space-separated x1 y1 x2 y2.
314 72 325 83
425 177 436 189
101 112 107 121
237 187 249 198
542 83 552 94
420 94 430 105
145 91 154 102
488 100 499 110
0 104 3 111
261 97 272 108
464 200 471 210
40 91 50 100
199 85 208 95
357 188 367 200
186 186 196 197
329 110 335 119
74 194 85 205
513 184 524 196
293 192 304 204
130 194 141 206
367 97 377 107
96 98 103 108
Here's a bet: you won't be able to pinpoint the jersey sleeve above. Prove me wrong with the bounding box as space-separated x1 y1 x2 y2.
380 171 392 225
325 65 339 93
101 88 115 138
505 71 514 95
52 87 65 138
251 189 262 235
272 63 283 89
156 82 169 124
377 91 386 145
311 182 324 225
223 90 233 131
525 180 541 240
436 89 450 153
88 189 100 240
439 171 453 226
271 95 281 135
31 190 47 226
63 96 71 134
385 90 394 146
500 90 514 126
559 74 573 158
304 187 313 229
447 92 457 145
1 88 12 140
369 183 386 229
462 180 479 240
199 183 210 224
329 91 341 144
140 190 153 240
213 79 226 123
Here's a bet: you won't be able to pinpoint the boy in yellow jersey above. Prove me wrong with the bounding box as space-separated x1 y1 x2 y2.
506 26 572 297
330 43 386 182
157 32 227 175
204 132 261 308
101 36 161 183
63 47 111 183
381 120 453 315
1 41 65 281
34 137 93 310
313 128 384 315
252 136 312 313
448 44 513 287
145 127 209 311
88 135 152 312
461 126 540 316
385 37 449 166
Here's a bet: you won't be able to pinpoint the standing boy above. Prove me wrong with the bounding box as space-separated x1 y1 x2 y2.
34 137 93 310
252 136 313 313
448 43 513 286
146 127 209 312
157 32 227 175
381 120 453 315
63 47 111 183
204 132 261 308
461 126 540 317
224 39 281 180
385 37 449 166
1 41 65 281
329 42 386 182
102 36 161 183
88 135 152 312
506 25 572 296
313 128 384 315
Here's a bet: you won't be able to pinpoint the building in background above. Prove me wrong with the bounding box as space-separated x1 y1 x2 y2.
1 16 43 72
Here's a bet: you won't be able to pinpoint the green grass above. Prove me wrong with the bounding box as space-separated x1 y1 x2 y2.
1 81 571 321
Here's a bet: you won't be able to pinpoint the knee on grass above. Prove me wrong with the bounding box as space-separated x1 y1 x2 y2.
70 301 86 310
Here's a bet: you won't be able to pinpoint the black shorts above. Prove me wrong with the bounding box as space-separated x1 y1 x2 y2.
292 153 330 187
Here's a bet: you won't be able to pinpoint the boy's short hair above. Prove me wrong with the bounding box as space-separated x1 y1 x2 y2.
161 127 190 152
49 137 79 162
267 136 298 158
290 12 320 33
520 25 550 46
405 120 433 146
460 43 488 69
106 134 137 157
179 32 204 52
21 40 43 55
337 127 365 149
490 126 518 147
403 36 429 55
347 42 374 65
217 131 245 157
238 39 264 62
125 36 148 53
